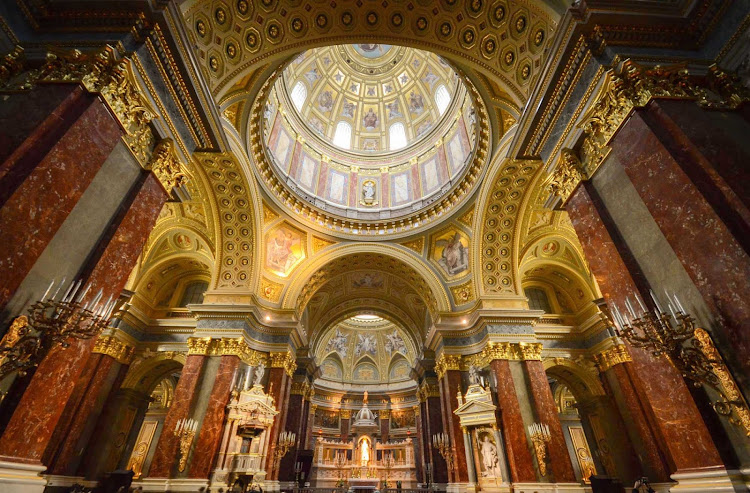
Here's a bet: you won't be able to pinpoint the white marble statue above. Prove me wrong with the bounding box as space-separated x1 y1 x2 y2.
479 435 502 477
253 362 265 386
468 365 480 385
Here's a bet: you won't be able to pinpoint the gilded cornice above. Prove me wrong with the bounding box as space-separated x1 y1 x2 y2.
93 334 136 365
593 344 632 373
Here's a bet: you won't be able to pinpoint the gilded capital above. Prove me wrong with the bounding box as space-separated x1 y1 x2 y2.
518 342 543 361
340 409 351 419
92 334 135 365
547 148 583 206
187 336 213 355
269 351 297 377
435 353 462 380
290 381 309 396
593 345 632 372
147 138 187 192
379 409 391 419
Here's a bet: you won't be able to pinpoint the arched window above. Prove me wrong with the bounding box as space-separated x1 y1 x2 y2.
291 81 307 111
179 281 208 307
333 121 352 149
435 84 451 115
525 287 552 313
389 123 407 150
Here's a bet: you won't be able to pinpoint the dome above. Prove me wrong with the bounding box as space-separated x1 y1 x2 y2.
255 44 489 237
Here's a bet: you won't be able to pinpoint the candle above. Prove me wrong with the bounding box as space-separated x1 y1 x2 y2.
77 283 91 303
52 277 66 300
244 368 252 389
62 279 76 302
635 293 647 313
625 297 636 318
42 279 55 301
649 290 663 314
673 292 685 313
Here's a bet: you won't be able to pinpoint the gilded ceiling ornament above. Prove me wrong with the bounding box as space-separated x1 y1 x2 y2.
547 148 583 206
450 280 475 305
399 238 425 255
260 277 284 303
312 236 336 254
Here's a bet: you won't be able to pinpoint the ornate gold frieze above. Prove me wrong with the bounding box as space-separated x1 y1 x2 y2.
146 138 187 193
547 148 583 206
435 354 462 380
92 334 135 365
593 345 632 372
269 351 296 377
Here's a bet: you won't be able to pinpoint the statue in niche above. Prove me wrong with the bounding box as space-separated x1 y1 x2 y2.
479 434 502 477
360 437 371 466
361 180 377 206
253 362 265 386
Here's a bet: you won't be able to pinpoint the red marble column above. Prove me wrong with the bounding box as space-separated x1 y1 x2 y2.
524 360 576 483
278 389 305 481
413 406 424 483
340 414 351 442
380 411 390 443
611 103 750 378
189 355 240 478
0 86 122 311
148 354 207 477
423 394 448 484
439 370 468 483
47 352 127 475
0 172 166 468
488 359 536 483
265 365 291 480
567 182 724 477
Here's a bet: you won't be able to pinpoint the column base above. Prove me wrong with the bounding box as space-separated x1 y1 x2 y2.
136 477 211 491
0 460 47 493
511 483 586 493
44 475 98 490
264 479 281 492
670 467 747 492
446 482 477 493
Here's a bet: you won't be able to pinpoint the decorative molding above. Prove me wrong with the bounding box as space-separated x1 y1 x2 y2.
546 148 583 206
186 337 266 365
464 341 545 368
450 280 476 305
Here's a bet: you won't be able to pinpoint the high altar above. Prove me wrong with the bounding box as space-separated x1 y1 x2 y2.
312 393 417 489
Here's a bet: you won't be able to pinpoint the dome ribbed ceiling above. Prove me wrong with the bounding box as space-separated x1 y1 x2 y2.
282 44 459 153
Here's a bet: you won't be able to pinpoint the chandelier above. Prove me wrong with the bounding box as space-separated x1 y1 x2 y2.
0 278 117 382
607 290 750 436
431 432 455 472
527 422 551 476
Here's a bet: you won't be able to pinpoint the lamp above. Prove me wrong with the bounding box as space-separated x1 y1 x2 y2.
607 290 750 436
173 417 198 472
0 278 117 382
431 432 454 472
527 422 551 476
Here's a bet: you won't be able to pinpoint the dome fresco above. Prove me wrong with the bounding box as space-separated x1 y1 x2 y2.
261 44 481 225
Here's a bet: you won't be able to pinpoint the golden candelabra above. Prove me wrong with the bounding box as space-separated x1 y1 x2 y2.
174 417 198 472
609 291 750 436
431 432 455 472
527 422 551 476
0 278 116 382
274 430 297 469
334 451 348 486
